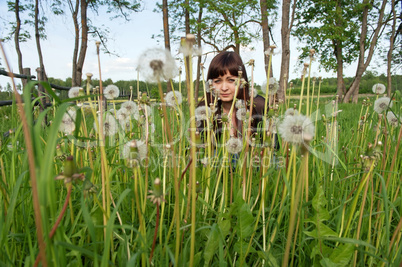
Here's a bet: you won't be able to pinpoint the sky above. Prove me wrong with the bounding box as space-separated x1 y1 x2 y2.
0 0 378 90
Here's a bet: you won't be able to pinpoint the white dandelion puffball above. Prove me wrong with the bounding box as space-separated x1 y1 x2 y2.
226 137 243 154
195 106 211 121
136 48 179 83
387 111 399 127
261 77 279 95
284 108 299 117
165 91 183 107
180 44 203 57
374 97 393 114
235 99 245 109
249 88 258 98
94 113 118 136
122 139 148 161
104 84 120 100
59 109 76 134
372 83 386 94
205 79 212 93
68 87 81 98
278 114 315 145
236 108 247 121
116 109 130 126
121 101 139 116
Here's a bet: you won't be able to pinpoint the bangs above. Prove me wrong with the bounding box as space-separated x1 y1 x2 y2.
207 52 244 79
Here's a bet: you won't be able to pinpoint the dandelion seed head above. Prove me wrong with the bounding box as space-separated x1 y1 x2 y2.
121 100 139 118
137 48 178 83
95 113 118 136
68 87 81 99
372 83 386 94
195 106 211 121
165 91 183 107
249 88 258 98
226 137 243 154
387 111 399 127
104 84 120 100
235 99 245 109
285 108 299 117
261 77 279 95
278 114 315 145
117 109 130 126
236 108 247 121
374 97 393 114
122 139 147 161
59 109 76 134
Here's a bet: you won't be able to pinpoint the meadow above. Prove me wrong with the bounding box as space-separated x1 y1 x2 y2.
0 44 401 267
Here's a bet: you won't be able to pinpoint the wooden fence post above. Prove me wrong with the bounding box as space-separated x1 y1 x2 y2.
36 67 48 126
22 68 31 88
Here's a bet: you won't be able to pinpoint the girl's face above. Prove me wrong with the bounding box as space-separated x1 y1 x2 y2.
212 71 238 103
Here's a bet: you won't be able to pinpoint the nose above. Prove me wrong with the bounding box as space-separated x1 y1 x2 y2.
220 81 229 91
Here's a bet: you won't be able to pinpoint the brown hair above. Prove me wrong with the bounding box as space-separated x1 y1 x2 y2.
197 51 267 139
206 51 249 101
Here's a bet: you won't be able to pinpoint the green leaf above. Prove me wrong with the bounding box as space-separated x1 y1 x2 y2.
320 257 337 267
203 224 220 265
235 202 254 239
304 222 338 238
329 244 354 266
218 218 231 237
312 187 330 221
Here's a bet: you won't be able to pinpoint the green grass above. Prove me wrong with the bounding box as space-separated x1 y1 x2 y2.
0 80 401 267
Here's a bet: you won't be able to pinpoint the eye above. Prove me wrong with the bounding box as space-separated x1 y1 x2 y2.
213 79 221 84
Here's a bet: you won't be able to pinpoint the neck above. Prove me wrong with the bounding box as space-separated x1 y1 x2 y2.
222 101 233 114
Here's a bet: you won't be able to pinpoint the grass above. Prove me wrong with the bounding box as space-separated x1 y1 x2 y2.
0 60 401 266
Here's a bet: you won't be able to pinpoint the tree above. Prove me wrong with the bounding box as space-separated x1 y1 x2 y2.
386 0 401 96
200 0 261 54
5 1 36 85
343 0 388 103
293 0 361 98
63 0 141 86
278 0 296 102
34 0 47 82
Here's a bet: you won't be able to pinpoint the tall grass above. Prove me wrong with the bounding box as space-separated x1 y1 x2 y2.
0 43 401 266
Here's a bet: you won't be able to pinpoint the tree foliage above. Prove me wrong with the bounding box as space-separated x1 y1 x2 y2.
293 0 361 72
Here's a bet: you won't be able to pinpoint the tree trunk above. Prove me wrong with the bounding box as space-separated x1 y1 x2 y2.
14 0 24 78
334 42 346 98
334 1 345 98
70 0 80 86
194 5 203 103
163 0 172 92
260 0 270 77
279 0 296 103
75 0 88 87
343 0 388 103
184 0 191 104
35 0 46 81
387 0 397 97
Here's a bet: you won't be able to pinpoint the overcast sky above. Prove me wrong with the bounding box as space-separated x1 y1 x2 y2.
0 0 379 90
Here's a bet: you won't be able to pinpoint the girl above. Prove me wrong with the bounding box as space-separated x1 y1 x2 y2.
197 51 267 142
